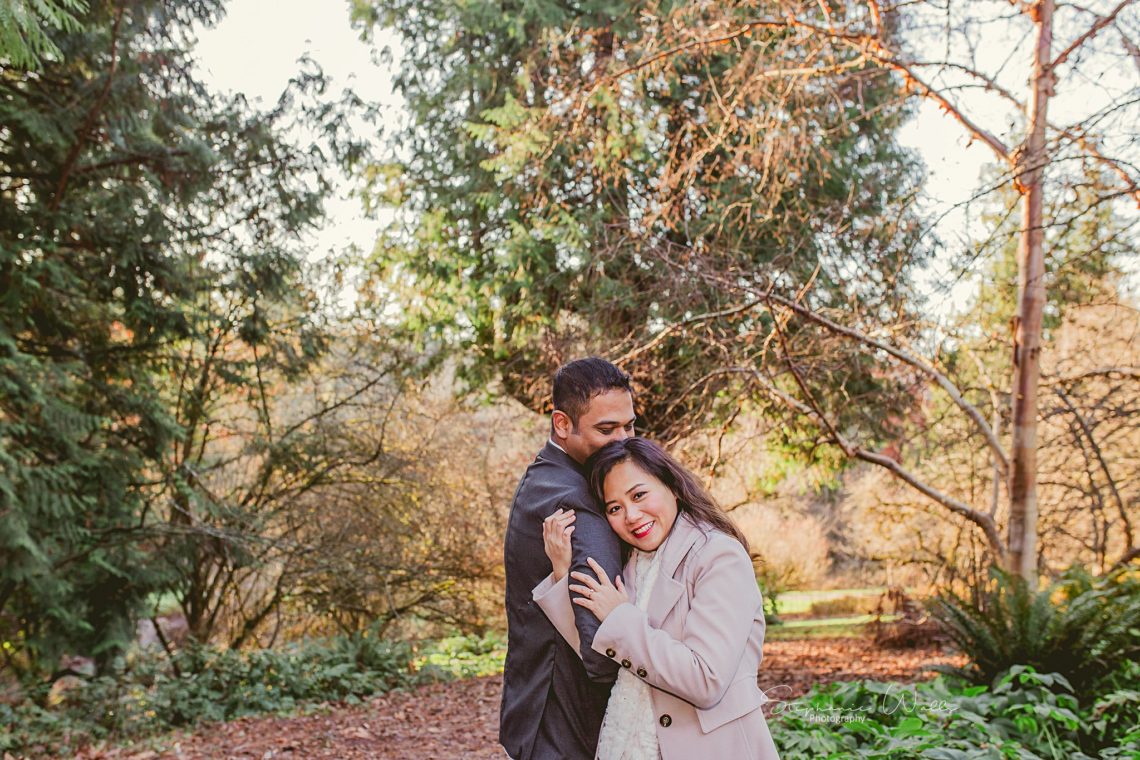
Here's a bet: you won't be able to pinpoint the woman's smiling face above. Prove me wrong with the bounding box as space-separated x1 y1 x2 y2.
602 459 679 552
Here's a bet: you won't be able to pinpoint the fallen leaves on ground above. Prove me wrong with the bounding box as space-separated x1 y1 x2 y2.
73 638 966 759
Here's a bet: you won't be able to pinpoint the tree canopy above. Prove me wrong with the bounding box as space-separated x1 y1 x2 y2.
356 0 931 449
0 0 344 672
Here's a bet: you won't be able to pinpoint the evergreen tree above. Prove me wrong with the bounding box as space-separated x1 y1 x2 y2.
0 0 342 674
354 0 930 447
0 0 86 69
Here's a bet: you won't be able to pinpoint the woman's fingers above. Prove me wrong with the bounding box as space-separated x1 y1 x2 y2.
569 571 597 588
543 510 575 539
585 557 612 586
570 559 616 587
544 508 575 525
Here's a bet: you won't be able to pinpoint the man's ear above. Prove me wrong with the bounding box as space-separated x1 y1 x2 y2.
551 410 574 440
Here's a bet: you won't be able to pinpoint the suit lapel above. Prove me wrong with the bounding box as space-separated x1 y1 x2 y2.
647 514 704 627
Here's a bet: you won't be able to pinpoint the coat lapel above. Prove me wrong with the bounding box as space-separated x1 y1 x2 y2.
647 514 704 627
620 555 638 603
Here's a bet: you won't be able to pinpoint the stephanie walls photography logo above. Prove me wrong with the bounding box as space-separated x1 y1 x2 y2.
762 683 959 724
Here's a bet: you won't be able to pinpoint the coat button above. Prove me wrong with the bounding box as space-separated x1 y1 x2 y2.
621 659 631 668
659 714 672 727
605 648 616 658
636 667 647 678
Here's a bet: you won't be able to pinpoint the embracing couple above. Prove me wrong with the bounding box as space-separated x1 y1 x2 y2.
500 358 780 760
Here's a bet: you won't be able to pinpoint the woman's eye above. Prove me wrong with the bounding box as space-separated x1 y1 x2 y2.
633 491 646 500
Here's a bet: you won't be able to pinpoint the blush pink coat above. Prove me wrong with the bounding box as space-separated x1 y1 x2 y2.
533 514 780 760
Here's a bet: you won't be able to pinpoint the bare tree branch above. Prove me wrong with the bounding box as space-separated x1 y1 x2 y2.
1113 545 1140 569
853 54 1014 162
1120 28 1140 76
615 297 764 365
1054 386 1135 550
739 366 1008 562
757 286 1011 475
1044 366 1140 384
1051 0 1137 71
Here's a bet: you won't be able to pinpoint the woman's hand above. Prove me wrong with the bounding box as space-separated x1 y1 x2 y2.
542 508 576 581
570 557 629 622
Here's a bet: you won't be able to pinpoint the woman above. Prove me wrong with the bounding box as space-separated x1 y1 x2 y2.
533 438 779 760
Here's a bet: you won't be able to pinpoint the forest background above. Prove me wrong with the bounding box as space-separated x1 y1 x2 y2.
1 0 1138 754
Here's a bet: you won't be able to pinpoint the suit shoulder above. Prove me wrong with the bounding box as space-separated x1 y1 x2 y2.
512 457 591 515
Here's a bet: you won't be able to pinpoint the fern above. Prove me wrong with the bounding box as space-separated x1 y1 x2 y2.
929 565 1140 700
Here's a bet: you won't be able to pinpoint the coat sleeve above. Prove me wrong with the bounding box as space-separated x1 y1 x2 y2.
532 573 581 655
566 495 622 682
590 536 761 709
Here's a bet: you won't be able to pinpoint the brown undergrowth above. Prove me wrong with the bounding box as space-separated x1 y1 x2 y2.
69 637 965 760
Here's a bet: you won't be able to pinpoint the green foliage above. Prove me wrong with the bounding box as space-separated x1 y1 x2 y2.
1082 661 1140 754
0 0 357 674
0 629 490 755
757 570 785 625
929 565 1140 700
355 0 930 451
412 631 506 679
0 0 86 69
770 665 1140 759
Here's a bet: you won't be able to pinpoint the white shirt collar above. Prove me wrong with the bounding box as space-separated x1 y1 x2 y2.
548 438 568 455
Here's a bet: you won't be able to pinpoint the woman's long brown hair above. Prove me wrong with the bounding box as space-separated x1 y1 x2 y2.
586 438 749 553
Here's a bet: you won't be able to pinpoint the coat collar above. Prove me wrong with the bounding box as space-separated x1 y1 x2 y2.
646 513 706 626
659 513 705 578
538 439 584 474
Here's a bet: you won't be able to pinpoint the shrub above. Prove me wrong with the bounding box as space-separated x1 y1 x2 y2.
870 587 948 650
413 632 505 679
0 627 487 756
809 596 879 617
1080 660 1140 755
770 665 1139 759
929 564 1140 699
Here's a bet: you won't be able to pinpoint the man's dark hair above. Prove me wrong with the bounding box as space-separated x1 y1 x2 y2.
552 357 633 427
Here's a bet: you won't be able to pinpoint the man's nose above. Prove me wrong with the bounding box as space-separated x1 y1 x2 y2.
615 426 631 441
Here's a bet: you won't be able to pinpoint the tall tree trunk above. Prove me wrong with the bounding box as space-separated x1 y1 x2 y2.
1008 0 1055 586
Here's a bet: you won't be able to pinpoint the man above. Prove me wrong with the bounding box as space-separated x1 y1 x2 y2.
500 358 637 760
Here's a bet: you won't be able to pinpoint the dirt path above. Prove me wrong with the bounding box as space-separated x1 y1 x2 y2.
76 639 965 759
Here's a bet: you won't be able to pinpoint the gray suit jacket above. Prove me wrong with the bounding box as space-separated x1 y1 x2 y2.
500 441 622 760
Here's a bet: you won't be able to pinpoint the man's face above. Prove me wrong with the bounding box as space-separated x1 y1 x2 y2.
555 389 636 465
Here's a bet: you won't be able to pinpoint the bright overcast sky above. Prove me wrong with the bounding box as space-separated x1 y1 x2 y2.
193 0 996 317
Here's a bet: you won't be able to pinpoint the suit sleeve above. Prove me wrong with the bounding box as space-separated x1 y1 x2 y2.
590 536 760 709
566 496 622 682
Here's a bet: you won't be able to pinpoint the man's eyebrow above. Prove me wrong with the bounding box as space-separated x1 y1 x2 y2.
593 416 637 428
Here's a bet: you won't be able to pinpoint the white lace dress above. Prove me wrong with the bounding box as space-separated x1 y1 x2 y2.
595 548 664 760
